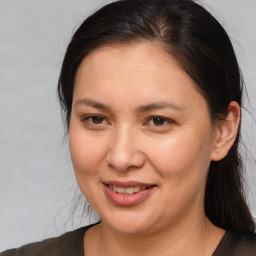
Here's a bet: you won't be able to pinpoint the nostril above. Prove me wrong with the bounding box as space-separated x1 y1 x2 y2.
106 148 146 172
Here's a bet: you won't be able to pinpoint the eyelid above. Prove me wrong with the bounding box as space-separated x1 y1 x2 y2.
145 116 175 127
81 114 174 128
82 114 110 125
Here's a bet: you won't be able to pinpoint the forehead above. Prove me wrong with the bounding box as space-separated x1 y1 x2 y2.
75 42 197 89
73 42 208 114
82 42 174 70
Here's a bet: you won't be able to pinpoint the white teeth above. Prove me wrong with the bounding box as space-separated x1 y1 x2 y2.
117 187 125 193
109 185 149 195
134 186 140 192
112 185 118 192
125 187 135 195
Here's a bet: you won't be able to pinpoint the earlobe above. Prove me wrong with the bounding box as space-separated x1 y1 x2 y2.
211 101 240 161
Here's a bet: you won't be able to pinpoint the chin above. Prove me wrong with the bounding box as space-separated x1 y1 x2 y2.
101 210 159 235
111 221 150 235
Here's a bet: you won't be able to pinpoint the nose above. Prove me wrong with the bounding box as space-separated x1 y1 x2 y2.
106 125 145 172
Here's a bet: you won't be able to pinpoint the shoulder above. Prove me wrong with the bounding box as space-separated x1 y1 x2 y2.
0 225 92 256
214 231 256 256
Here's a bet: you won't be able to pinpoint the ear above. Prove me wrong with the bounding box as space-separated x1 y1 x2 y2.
211 101 240 161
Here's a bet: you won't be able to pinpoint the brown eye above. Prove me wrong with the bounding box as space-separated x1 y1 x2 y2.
152 117 166 126
82 115 110 129
91 116 104 124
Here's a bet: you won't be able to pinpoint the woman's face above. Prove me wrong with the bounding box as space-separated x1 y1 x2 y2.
69 42 218 234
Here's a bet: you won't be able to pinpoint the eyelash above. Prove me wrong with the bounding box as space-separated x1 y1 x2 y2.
82 115 109 125
146 116 174 127
81 115 174 128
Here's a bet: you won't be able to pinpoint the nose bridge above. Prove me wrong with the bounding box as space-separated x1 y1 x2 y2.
107 123 144 171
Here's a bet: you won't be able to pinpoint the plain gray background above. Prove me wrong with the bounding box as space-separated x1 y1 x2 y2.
0 0 255 251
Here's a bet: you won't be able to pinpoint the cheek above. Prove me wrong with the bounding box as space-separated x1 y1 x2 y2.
145 131 213 178
69 130 108 208
69 129 106 178
145 134 213 213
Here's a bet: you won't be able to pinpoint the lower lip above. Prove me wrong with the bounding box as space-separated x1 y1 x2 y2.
103 184 156 207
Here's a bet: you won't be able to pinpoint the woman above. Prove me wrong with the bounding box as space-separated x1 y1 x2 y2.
2 0 256 255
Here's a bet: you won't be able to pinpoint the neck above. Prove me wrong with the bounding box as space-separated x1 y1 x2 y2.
84 214 225 256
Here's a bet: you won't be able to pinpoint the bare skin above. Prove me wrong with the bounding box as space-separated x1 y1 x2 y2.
84 217 225 256
69 42 240 256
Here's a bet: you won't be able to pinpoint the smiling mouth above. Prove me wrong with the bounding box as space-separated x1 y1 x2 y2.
103 182 156 206
106 184 155 195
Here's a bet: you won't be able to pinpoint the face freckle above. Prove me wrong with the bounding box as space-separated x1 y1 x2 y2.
69 42 218 234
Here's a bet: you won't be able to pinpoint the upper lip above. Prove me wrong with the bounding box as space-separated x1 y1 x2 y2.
103 180 156 188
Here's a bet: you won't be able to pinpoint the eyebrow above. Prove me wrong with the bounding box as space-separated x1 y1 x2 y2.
74 98 112 111
74 98 185 112
136 102 186 112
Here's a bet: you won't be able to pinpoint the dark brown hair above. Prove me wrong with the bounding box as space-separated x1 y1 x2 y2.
58 0 255 232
